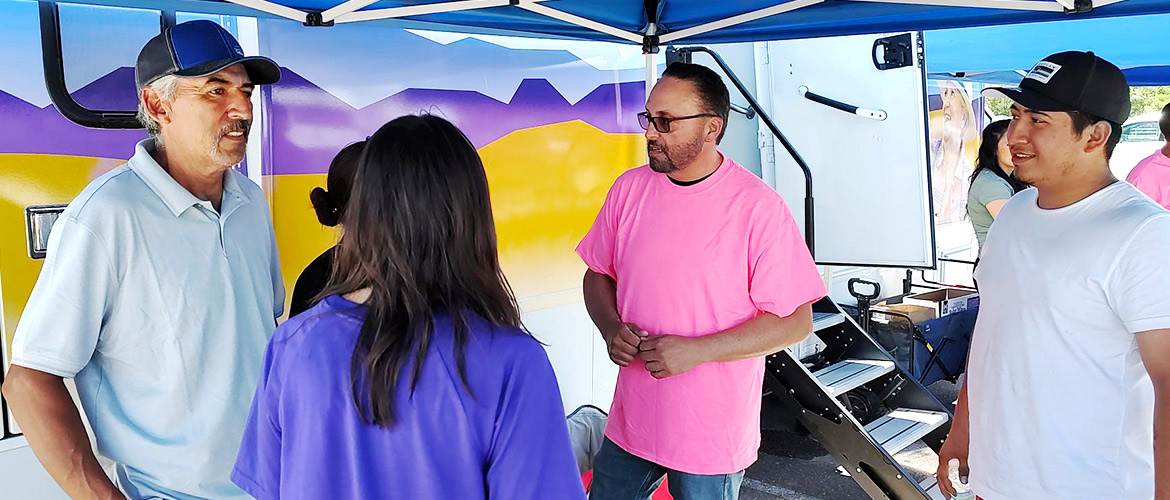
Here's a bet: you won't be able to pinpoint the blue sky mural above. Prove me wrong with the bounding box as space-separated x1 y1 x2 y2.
260 18 651 107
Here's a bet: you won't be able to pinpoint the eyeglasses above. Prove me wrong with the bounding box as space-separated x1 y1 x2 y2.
637 111 717 133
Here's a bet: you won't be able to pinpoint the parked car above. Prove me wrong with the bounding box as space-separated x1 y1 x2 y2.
1112 112 1166 180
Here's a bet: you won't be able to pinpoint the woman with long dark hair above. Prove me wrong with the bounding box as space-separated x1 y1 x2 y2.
287 140 365 317
232 115 586 500
967 119 1027 252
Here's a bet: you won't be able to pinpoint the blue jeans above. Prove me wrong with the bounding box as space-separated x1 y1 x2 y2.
589 438 745 500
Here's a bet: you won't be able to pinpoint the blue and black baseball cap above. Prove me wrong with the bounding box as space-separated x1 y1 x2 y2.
135 20 280 89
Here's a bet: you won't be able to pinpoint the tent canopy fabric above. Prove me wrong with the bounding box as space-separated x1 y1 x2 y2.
44 0 1170 46
925 12 1170 85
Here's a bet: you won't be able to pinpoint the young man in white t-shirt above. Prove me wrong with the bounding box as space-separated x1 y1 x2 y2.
936 51 1170 500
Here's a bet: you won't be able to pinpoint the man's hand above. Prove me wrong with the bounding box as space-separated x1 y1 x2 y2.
603 322 646 367
2 366 127 500
935 435 970 499
639 335 704 379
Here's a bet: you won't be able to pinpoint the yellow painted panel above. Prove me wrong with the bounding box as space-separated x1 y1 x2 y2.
480 121 644 301
2 121 645 348
268 121 645 316
266 173 338 320
0 154 123 361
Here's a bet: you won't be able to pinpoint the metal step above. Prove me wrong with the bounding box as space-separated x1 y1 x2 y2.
920 476 947 500
813 359 896 396
865 408 950 455
812 311 845 332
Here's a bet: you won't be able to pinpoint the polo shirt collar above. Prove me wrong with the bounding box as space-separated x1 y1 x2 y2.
220 168 251 218
127 140 248 217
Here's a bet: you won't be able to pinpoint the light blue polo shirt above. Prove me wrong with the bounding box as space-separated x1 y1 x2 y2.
12 140 284 500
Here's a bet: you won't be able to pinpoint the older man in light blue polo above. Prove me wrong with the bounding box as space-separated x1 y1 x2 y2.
2 21 283 500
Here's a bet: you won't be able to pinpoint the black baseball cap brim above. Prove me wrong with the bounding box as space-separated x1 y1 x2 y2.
172 56 281 86
982 86 1076 114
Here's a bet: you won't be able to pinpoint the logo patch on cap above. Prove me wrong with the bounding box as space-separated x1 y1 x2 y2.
1025 61 1062 85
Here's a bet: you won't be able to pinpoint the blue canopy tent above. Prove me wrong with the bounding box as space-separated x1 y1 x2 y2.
40 0 1170 47
925 12 1170 85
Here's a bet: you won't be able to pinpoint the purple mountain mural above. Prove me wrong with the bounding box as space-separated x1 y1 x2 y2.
0 65 645 175
0 87 146 160
72 66 139 111
269 68 645 175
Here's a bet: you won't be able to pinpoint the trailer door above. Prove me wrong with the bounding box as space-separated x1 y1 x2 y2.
756 32 935 268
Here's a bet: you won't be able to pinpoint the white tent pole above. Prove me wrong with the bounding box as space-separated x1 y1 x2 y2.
850 0 1064 12
321 0 381 23
336 0 509 23
516 0 644 43
646 52 658 98
645 21 658 98
223 0 308 22
659 0 824 43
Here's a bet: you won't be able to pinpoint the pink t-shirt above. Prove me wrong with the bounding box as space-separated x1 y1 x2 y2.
1126 149 1170 209
576 155 825 474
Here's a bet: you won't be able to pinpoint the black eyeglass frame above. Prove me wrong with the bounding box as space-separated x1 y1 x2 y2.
636 111 718 133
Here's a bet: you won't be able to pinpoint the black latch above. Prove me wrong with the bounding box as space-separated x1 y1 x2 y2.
642 34 659 54
665 45 690 64
871 33 913 71
304 12 334 27
1065 0 1093 13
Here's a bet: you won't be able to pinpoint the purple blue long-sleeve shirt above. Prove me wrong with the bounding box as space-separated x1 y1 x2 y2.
232 295 586 500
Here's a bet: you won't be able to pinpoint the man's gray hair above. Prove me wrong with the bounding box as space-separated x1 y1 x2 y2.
136 75 180 143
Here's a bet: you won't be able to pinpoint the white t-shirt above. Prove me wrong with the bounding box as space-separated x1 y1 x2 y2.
969 182 1170 500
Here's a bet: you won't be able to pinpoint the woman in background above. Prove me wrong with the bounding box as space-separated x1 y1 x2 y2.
288 140 365 317
966 119 1027 253
232 115 585 500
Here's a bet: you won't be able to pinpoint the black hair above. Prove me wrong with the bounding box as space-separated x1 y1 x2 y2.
323 115 525 428
661 62 731 143
970 119 1027 192
309 141 366 227
1068 111 1122 160
1160 102 1170 140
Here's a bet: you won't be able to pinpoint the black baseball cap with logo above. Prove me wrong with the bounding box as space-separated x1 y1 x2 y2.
983 51 1130 125
135 20 280 90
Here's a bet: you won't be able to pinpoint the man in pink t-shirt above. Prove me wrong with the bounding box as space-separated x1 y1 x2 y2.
1125 103 1170 209
577 62 826 500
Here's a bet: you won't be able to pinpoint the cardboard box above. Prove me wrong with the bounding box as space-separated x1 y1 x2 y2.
872 303 937 324
902 288 979 317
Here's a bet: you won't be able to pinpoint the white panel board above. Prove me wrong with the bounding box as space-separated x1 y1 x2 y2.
761 32 934 267
523 301 616 415
0 438 69 499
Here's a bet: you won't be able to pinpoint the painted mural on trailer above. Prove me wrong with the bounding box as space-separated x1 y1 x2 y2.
0 0 649 361
926 80 986 228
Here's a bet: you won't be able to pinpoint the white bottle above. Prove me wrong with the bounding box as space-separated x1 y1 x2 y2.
947 458 975 500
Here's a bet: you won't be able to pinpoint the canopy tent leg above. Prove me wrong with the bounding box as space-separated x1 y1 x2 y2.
516 0 642 42
645 52 657 98
321 0 380 23
224 0 308 22
859 0 1132 13
658 0 824 44
335 0 513 23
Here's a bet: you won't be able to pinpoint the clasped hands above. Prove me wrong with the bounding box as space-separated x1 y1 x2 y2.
603 322 703 379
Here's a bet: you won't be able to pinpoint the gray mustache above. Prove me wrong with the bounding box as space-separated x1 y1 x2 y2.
220 120 251 137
